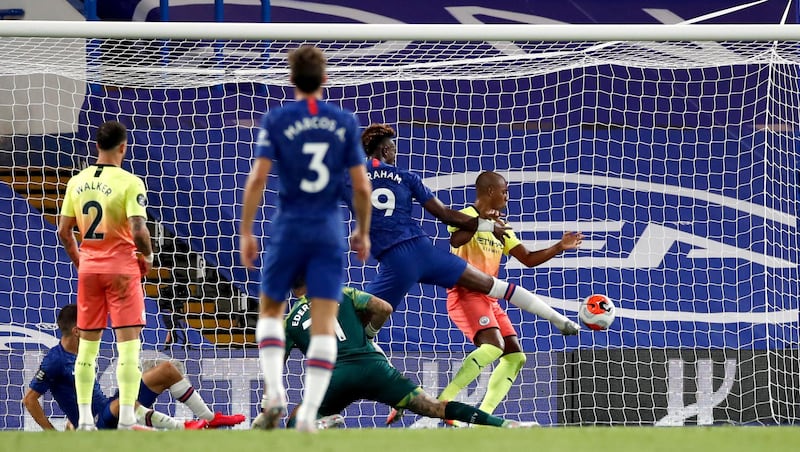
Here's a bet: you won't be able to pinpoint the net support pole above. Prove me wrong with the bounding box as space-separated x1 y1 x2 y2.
261 0 270 23
84 0 97 21
160 0 170 22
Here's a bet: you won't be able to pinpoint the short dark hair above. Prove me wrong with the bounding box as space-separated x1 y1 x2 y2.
96 121 127 151
289 46 326 94
57 304 78 335
475 171 506 194
361 123 396 157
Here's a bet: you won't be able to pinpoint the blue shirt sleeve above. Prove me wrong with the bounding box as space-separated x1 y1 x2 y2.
406 171 435 205
254 113 276 160
343 113 365 169
29 351 59 395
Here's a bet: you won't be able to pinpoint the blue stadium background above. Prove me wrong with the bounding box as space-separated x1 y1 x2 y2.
1 0 799 429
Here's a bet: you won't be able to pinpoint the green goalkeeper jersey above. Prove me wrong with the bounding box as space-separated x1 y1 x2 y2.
285 287 381 362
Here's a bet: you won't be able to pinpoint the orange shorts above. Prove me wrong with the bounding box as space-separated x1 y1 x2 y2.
77 273 145 330
446 286 517 343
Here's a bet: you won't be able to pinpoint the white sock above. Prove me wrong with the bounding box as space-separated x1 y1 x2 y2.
488 278 569 327
135 405 182 430
169 378 214 421
118 405 136 428
78 405 93 427
296 335 337 424
256 317 286 407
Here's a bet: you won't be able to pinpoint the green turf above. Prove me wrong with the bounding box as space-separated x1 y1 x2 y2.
1 427 797 452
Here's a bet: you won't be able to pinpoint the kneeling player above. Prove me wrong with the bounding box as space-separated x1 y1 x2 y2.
22 304 245 430
266 280 535 429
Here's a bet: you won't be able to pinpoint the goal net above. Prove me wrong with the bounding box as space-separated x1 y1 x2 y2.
1 23 798 429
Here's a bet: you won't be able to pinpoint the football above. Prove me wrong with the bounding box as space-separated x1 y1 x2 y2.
578 294 616 331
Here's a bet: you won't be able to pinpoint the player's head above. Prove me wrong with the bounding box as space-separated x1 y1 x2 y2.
95 120 128 160
362 123 397 164
475 171 509 210
288 46 327 95
57 304 79 339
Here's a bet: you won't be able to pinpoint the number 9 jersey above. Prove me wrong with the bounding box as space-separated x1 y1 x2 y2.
60 164 148 275
366 158 435 259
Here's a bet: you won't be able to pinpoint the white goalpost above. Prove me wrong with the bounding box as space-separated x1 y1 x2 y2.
0 21 798 429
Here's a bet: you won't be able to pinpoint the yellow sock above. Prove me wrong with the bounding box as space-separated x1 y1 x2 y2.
439 344 503 401
75 339 100 425
116 339 142 426
479 352 526 414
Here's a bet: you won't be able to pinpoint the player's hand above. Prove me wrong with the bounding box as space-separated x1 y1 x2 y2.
240 233 259 269
492 223 511 244
559 231 584 251
350 229 371 262
137 253 153 279
479 208 503 221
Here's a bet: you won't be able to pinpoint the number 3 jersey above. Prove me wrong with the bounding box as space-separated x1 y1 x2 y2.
60 164 147 274
255 99 364 229
367 159 435 258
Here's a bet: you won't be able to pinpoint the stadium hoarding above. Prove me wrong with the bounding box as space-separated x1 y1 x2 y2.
1 347 557 430
5 346 798 429
558 348 800 426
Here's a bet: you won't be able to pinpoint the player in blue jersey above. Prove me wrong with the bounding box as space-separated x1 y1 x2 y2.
239 46 372 433
360 123 580 335
22 305 245 430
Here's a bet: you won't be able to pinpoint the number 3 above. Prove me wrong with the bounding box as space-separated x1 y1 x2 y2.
300 142 330 193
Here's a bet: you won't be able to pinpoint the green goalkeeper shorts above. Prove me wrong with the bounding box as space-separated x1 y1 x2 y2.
318 357 419 416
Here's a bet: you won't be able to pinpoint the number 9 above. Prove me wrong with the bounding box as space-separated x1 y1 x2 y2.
371 188 395 217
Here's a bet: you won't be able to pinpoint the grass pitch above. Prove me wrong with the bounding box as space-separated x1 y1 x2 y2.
1 426 796 452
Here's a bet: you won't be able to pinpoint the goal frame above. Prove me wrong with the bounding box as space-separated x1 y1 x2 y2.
1 21 800 41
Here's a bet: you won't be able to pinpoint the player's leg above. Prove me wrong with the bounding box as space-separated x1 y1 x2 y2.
103 397 207 430
438 289 504 403
286 365 353 430
108 273 146 429
364 239 424 310
254 243 301 428
373 364 512 428
479 310 526 414
139 361 243 426
455 264 580 335
294 252 345 433
74 273 107 430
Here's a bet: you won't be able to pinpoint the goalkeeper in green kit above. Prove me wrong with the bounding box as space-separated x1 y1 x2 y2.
272 278 536 429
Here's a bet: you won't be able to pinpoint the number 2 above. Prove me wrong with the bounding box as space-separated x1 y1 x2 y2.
371 188 396 216
300 142 330 193
82 201 105 239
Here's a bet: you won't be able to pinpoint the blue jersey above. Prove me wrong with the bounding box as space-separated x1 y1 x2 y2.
255 98 364 222
29 343 109 427
366 159 435 258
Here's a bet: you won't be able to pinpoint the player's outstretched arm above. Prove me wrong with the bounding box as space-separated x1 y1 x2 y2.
56 215 80 269
348 164 372 262
239 157 272 269
423 197 508 242
509 231 584 268
22 388 56 430
362 294 393 339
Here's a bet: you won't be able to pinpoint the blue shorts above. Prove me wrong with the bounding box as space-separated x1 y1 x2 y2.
365 237 467 309
97 381 159 429
260 221 346 302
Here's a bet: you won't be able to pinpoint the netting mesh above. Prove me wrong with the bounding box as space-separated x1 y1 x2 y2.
1 35 799 429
